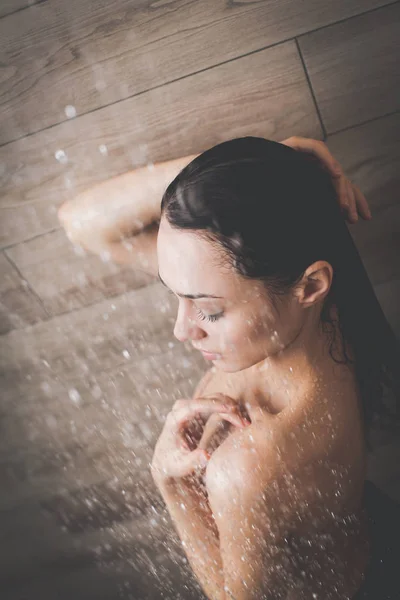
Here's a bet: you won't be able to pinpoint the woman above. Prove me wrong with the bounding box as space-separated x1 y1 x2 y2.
58 137 399 599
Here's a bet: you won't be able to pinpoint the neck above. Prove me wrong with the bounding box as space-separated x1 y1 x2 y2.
247 303 349 411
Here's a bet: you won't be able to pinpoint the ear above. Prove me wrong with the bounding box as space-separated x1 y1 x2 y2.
295 261 333 307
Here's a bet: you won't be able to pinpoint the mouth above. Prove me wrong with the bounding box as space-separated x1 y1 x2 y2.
200 350 222 360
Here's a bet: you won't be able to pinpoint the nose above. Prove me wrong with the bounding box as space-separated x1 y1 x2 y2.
173 301 206 343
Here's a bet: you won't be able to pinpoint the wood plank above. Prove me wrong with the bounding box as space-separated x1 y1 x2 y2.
0 281 208 511
0 251 48 334
0 0 390 144
0 343 207 462
0 282 179 380
298 3 400 133
6 229 154 315
0 507 200 600
0 0 36 19
324 112 400 291
0 40 322 247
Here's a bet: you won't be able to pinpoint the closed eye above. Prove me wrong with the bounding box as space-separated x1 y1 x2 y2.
196 308 223 323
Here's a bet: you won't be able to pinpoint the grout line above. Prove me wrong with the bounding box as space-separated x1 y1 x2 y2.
1 227 61 252
2 250 52 318
326 108 400 138
295 38 327 140
1 109 400 255
296 0 400 42
0 273 161 338
1 1 399 147
0 0 46 21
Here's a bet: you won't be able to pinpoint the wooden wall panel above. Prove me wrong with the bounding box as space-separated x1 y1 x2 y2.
1 2 400 597
5 229 154 315
325 112 400 290
299 3 400 133
0 251 48 334
0 281 207 511
0 0 34 19
0 0 390 144
0 40 322 248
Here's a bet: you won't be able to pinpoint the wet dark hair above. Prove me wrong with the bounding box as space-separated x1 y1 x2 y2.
160 136 400 451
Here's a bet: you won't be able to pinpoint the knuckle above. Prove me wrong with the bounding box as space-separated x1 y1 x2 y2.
173 399 186 409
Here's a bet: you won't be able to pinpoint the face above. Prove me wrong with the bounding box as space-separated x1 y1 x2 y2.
157 217 307 373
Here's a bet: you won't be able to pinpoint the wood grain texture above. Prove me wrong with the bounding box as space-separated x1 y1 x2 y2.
5 229 155 315
1 2 400 597
325 112 400 291
0 251 48 334
0 0 39 19
0 0 391 144
299 2 400 133
0 40 321 248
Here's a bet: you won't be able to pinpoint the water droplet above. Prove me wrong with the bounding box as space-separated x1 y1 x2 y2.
68 388 81 404
40 381 51 394
100 250 111 263
65 105 77 118
95 80 106 92
72 245 86 258
99 144 108 156
122 350 130 359
55 149 68 164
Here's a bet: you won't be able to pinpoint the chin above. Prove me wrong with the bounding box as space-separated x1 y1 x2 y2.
214 358 248 374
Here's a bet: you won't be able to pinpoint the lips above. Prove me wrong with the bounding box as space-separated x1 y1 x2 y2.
201 350 221 360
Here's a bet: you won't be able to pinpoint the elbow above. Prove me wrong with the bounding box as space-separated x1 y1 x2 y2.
57 201 78 238
57 200 98 247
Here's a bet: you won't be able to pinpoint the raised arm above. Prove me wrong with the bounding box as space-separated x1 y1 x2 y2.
57 153 199 274
58 137 371 276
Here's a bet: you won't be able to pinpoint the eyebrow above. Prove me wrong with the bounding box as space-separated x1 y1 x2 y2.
158 272 223 299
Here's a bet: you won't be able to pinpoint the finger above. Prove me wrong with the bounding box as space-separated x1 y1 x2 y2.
243 390 274 425
352 183 372 220
177 449 211 477
170 399 249 433
179 409 249 431
345 179 358 223
333 173 350 216
156 448 211 480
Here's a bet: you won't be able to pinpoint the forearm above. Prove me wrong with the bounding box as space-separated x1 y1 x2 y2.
156 477 225 600
58 154 198 250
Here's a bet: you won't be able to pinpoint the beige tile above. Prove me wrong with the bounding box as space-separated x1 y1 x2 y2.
299 3 400 133
0 251 48 333
6 229 154 315
324 113 400 287
0 0 388 143
0 40 321 246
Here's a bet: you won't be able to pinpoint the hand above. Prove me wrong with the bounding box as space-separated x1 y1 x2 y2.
280 136 372 224
150 395 249 487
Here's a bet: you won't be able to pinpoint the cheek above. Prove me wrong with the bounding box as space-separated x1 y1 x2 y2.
215 314 265 351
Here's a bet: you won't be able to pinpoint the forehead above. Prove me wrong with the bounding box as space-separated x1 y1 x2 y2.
157 218 229 291
156 218 266 302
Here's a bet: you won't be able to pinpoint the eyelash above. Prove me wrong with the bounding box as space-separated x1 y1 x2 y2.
196 308 223 323
167 289 222 322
